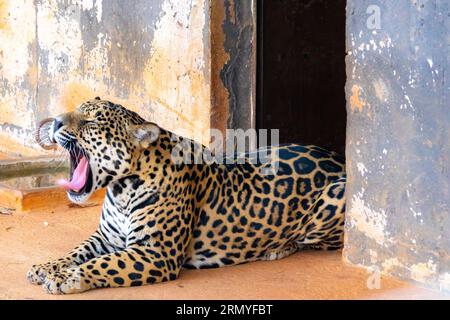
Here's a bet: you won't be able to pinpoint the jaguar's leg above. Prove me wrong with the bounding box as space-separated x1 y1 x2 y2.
261 242 299 261
297 176 346 250
27 230 114 285
302 238 344 251
43 244 181 294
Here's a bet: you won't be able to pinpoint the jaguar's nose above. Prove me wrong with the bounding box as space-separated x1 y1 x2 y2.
53 118 64 132
50 118 64 143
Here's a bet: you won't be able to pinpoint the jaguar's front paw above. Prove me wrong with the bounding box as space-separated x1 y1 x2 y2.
43 268 88 294
27 260 72 285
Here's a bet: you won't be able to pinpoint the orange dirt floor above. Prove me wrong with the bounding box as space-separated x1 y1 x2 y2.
0 204 448 300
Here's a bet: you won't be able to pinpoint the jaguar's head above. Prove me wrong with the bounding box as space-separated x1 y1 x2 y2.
48 98 160 203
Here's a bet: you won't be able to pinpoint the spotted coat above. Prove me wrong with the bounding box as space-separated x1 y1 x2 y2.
27 99 346 294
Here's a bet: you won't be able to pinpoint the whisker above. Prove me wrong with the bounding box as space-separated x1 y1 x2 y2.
53 149 69 171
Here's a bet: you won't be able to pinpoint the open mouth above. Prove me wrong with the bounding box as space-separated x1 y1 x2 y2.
57 144 93 196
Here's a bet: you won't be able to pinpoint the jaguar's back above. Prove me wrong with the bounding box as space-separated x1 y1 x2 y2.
184 144 346 268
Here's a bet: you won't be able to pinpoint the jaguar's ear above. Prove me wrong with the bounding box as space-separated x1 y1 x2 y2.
129 122 160 149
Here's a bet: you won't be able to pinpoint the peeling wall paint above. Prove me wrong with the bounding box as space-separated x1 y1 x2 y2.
344 0 450 291
0 0 38 155
209 0 256 147
349 85 365 113
209 0 256 135
210 1 231 138
0 0 211 156
348 191 391 246
221 0 256 131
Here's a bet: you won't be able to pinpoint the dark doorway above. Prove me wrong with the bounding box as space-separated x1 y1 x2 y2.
256 0 347 155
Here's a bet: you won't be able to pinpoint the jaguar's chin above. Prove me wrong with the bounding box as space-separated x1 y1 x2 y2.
68 189 94 204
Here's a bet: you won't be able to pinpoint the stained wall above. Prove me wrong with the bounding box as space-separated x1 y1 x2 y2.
0 0 211 156
344 0 450 290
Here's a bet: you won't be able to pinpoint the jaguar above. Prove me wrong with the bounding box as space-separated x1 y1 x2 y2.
27 98 346 294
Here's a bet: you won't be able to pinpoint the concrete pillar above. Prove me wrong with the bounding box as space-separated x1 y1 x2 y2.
345 0 450 291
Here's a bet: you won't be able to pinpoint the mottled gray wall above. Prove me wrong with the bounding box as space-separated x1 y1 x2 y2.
344 0 450 290
222 0 256 131
210 0 256 139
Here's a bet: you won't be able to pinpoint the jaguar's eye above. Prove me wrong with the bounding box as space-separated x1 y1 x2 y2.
79 120 95 127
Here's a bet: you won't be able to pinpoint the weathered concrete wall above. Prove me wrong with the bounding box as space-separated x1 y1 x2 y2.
345 0 450 290
210 0 256 137
0 0 211 156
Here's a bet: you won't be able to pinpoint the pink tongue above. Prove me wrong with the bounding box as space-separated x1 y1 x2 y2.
58 156 89 192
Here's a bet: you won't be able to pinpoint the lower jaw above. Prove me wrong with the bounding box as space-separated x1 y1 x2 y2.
69 190 89 197
67 190 93 204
